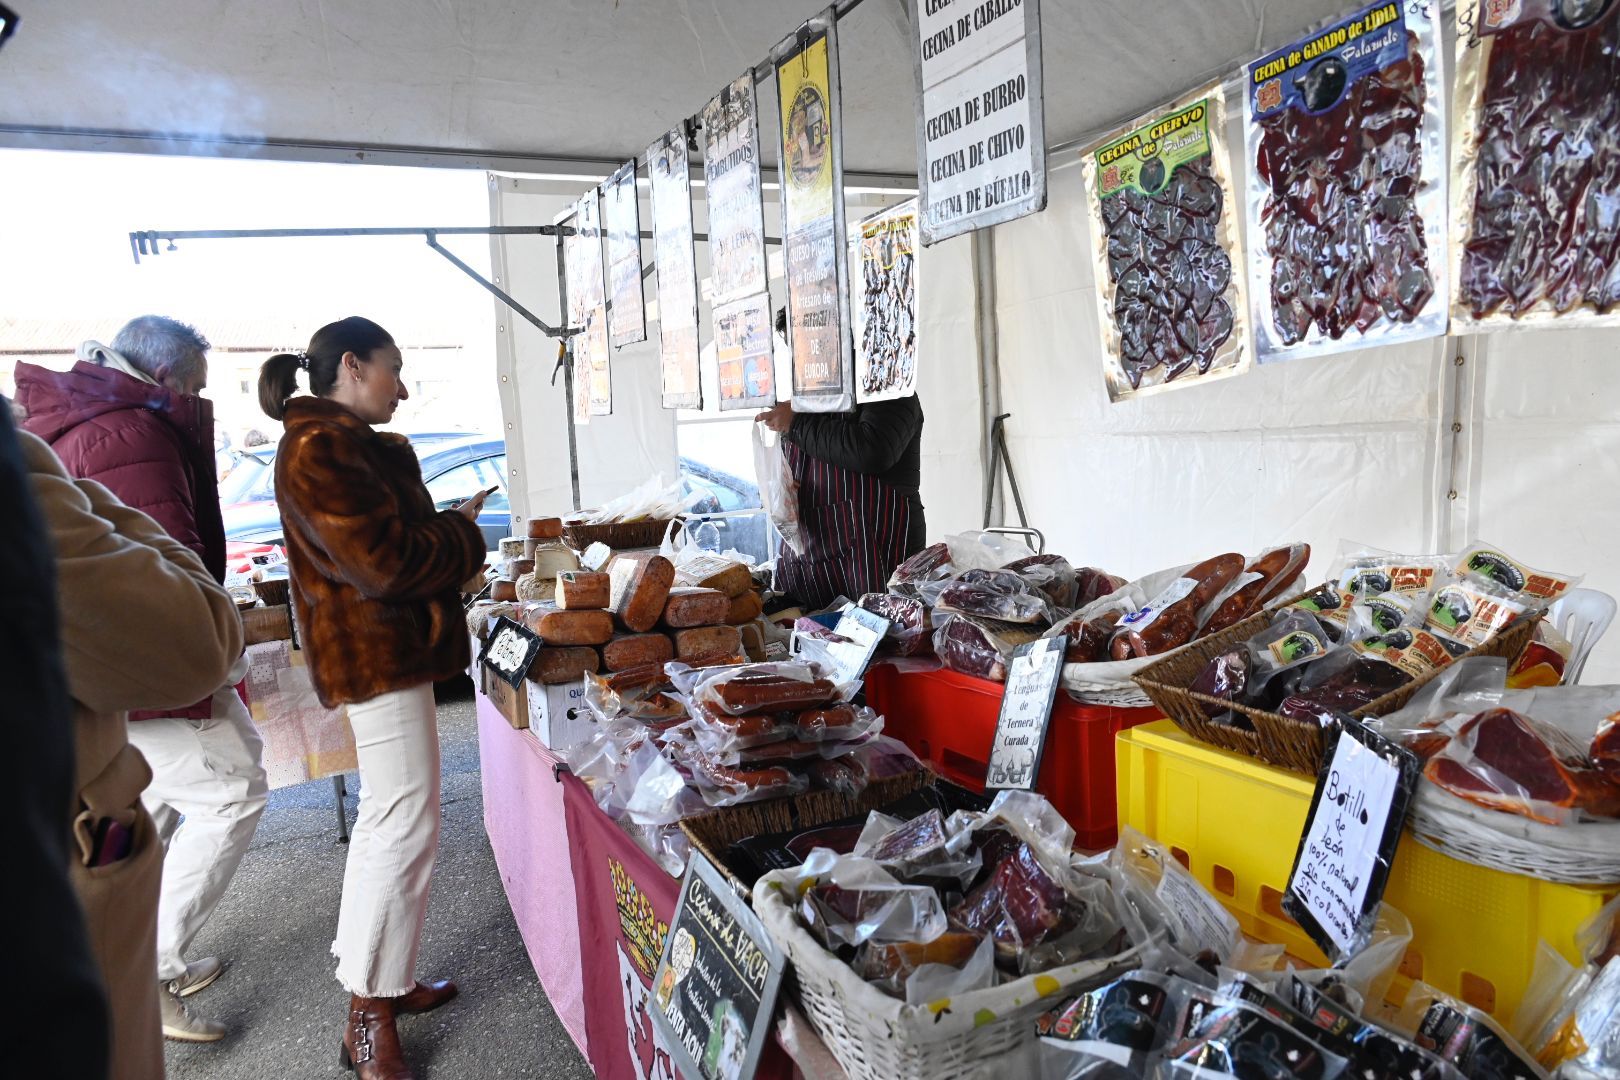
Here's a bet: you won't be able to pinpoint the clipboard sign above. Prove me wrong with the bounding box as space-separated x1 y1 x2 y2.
652 852 787 1080
478 616 543 689
1283 717 1420 963
985 634 1067 791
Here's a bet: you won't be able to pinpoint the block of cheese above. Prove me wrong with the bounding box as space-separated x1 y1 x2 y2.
503 557 535 579
524 604 614 647
523 537 542 559
601 633 675 672
555 570 611 610
726 591 764 626
514 574 551 603
532 544 582 580
528 646 600 686
673 625 743 664
662 587 730 629
674 554 754 599
492 578 518 602
610 554 676 634
498 537 526 559
527 516 564 540
737 621 768 662
581 542 614 573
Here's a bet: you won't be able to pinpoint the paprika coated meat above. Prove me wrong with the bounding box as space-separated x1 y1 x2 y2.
1256 33 1435 344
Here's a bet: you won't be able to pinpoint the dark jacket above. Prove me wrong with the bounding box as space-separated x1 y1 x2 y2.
15 360 227 582
785 396 927 553
275 396 486 708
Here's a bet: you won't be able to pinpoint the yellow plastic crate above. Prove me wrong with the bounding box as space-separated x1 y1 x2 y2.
1116 720 1616 1020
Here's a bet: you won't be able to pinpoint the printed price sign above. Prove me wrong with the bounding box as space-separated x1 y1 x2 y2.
479 616 543 689
823 606 890 684
652 852 786 1080
986 634 1066 791
1284 718 1419 962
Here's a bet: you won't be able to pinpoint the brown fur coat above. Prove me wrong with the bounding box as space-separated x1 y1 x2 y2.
275 397 485 708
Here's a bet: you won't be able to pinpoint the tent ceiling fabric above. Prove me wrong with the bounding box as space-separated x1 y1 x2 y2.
7 0 1376 175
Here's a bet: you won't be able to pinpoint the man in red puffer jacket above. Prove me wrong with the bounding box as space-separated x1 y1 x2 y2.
15 316 267 1044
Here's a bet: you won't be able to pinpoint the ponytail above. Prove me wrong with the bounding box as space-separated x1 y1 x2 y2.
256 316 396 422
258 353 302 421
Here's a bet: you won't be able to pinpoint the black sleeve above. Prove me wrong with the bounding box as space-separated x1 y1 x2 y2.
783 398 922 476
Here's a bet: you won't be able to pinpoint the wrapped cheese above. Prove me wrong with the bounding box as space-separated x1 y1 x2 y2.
610 553 676 634
555 570 611 610
530 646 600 685
523 604 614 647
674 625 744 664
662 587 731 629
675 554 754 598
602 633 675 672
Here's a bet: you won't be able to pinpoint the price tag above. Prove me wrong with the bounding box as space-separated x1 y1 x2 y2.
986 634 1067 791
478 616 542 689
652 852 786 1080
823 606 890 684
1284 718 1420 962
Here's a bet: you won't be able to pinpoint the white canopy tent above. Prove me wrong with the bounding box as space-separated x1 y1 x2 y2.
3 0 1616 677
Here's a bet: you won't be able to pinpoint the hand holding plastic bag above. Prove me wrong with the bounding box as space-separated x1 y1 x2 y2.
753 423 803 555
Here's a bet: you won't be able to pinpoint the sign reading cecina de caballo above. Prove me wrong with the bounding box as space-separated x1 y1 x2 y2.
908 0 1047 245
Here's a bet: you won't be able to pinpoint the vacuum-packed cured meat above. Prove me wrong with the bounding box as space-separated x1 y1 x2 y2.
1190 647 1252 721
1083 88 1250 400
1200 542 1311 638
933 615 1044 682
1111 553 1244 659
948 841 1070 970
889 542 952 590
1596 717 1620 783
1454 1 1620 323
1246 2 1447 359
934 568 1051 625
1424 707 1620 823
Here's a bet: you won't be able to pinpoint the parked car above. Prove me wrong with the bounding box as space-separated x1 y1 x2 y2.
679 458 768 564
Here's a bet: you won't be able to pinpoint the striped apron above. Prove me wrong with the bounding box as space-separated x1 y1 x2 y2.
774 440 914 611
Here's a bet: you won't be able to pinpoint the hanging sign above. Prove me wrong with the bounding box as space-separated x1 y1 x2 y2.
986 634 1066 791
702 73 771 306
713 292 776 411
604 160 647 349
1284 718 1420 962
908 0 1047 245
853 198 920 403
564 190 613 422
648 127 704 410
822 606 890 684
652 852 786 1080
479 616 543 690
776 11 855 413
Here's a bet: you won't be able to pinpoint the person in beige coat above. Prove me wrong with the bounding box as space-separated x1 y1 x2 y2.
20 427 242 1080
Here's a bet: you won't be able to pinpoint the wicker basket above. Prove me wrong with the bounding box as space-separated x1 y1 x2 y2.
1408 786 1620 885
561 517 677 551
1132 597 1542 776
253 578 291 608
681 769 936 894
753 873 1138 1080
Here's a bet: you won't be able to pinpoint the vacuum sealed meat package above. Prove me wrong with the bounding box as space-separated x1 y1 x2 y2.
933 568 1052 625
1451 0 1620 329
1036 969 1183 1068
1399 982 1549 1080
1081 85 1251 400
1245 0 1449 361
1421 707 1620 823
932 614 1045 681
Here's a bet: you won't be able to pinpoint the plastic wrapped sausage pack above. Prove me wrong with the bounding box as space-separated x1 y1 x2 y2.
1081 84 1252 401
1244 0 1450 362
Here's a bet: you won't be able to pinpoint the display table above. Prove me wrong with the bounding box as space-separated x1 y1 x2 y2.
477 689 800 1080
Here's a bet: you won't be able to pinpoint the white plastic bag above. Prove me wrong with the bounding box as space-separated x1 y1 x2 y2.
752 423 803 555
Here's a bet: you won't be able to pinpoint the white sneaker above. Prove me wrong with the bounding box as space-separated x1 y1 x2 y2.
168 957 225 998
159 982 226 1043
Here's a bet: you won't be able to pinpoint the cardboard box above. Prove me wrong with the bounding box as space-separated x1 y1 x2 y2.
481 663 529 730
527 680 595 751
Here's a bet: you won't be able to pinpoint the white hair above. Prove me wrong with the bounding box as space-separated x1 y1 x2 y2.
111 316 210 381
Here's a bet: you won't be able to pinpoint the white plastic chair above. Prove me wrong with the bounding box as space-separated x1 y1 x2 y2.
1546 587 1617 685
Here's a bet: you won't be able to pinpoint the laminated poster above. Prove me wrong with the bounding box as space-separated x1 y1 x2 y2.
564 189 612 423
648 127 703 409
603 160 647 349
776 10 855 414
713 292 776 412
909 0 1047 245
1450 0 1620 331
852 198 920 403
1080 86 1251 402
1243 0 1449 363
701 74 770 307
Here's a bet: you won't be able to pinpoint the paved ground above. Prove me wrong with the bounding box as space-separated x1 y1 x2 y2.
165 680 593 1079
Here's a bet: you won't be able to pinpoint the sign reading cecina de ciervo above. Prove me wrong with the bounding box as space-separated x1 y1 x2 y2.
908 0 1047 245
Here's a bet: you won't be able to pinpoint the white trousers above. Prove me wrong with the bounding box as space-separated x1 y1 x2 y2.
331 683 441 998
127 678 269 982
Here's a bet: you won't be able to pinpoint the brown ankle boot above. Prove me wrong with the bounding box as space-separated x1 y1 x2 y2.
339 995 413 1079
395 978 458 1016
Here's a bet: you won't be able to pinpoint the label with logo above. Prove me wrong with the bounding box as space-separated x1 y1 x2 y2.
1269 630 1327 666
1352 629 1454 679
1093 99 1213 199
1249 1 1409 121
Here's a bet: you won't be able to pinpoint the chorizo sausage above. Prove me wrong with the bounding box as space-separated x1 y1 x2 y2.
1200 543 1311 638
712 674 837 713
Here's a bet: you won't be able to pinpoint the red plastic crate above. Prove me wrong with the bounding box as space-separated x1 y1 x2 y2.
864 664 1160 850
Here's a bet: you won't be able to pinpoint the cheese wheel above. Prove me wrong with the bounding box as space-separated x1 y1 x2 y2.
503 557 535 579
674 625 743 664
523 537 542 559
662 587 730 629
514 574 553 603
524 604 615 646
601 633 675 672
492 578 518 602
466 601 522 638
532 545 582 580
610 554 676 634
726 591 764 625
581 542 614 572
555 570 611 610
528 646 600 686
528 516 564 540
675 555 754 599
498 537 526 559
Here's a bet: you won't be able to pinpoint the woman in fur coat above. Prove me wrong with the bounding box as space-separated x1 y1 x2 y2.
258 317 488 1080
